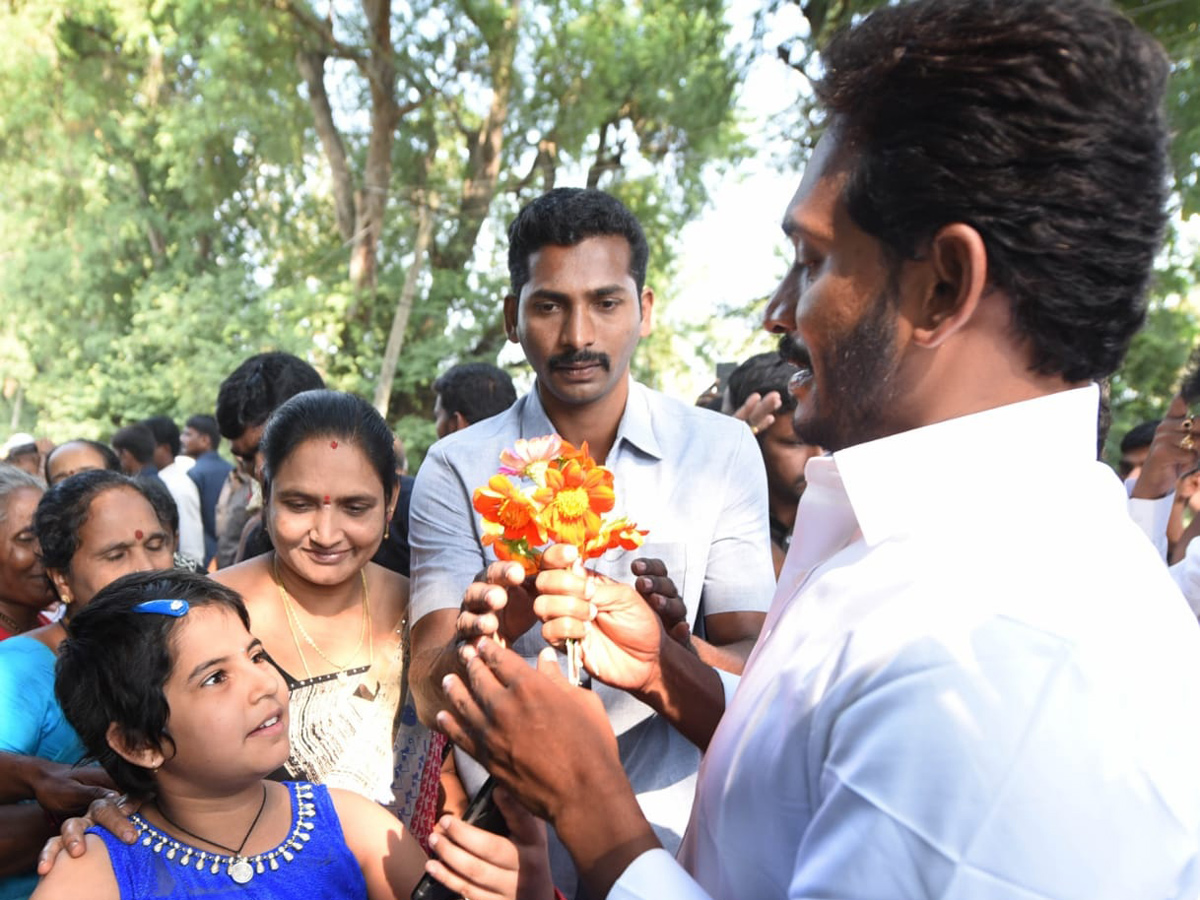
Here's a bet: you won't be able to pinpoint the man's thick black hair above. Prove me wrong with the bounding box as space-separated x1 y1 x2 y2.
507 188 649 298
110 424 157 467
433 363 518 426
215 352 324 441
815 0 1170 382
184 414 221 451
142 416 182 458
1120 420 1160 454
55 570 249 800
727 352 801 416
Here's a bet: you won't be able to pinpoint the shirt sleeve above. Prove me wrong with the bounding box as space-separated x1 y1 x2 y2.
1169 542 1200 616
607 849 712 900
697 424 776 619
0 649 47 755
1127 493 1173 559
409 442 489 624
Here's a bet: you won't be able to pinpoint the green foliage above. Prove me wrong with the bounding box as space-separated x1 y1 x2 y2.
0 0 744 461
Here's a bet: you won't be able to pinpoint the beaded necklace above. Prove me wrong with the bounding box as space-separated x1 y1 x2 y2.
130 783 315 884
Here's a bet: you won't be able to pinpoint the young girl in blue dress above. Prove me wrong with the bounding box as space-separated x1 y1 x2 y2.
31 569 553 900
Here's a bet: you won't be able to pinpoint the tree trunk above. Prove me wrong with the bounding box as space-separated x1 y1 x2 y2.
296 47 356 243
374 195 435 418
431 0 519 271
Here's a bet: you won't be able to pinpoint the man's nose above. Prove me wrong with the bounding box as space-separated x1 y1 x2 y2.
763 268 800 335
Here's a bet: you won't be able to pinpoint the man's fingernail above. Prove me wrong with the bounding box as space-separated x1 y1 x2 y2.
428 832 439 848
477 636 490 650
442 674 454 691
588 602 598 621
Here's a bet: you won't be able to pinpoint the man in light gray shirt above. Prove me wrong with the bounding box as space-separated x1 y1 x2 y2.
408 188 775 895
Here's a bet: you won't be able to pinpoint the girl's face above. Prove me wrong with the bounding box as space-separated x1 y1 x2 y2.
157 605 289 787
0 486 53 609
49 486 174 608
266 437 393 587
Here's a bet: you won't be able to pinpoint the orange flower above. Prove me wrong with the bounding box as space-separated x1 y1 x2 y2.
537 457 615 549
473 475 546 546
557 439 593 467
581 517 648 558
491 539 540 577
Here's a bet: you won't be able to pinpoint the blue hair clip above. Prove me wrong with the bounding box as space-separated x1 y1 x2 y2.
134 599 189 617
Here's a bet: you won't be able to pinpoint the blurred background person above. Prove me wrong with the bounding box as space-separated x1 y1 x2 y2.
0 465 54 639
142 416 204 564
43 440 120 488
726 343 823 576
181 414 233 567
432 362 517 439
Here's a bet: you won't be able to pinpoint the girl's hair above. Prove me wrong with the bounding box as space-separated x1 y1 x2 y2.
261 390 397 507
0 463 42 524
55 569 249 800
33 470 169 572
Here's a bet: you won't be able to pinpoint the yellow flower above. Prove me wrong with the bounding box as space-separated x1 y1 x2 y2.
537 458 615 549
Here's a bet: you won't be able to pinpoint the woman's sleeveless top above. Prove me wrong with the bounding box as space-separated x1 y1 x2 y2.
268 640 404 805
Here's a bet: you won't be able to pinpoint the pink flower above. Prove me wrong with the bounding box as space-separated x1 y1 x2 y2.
498 434 564 485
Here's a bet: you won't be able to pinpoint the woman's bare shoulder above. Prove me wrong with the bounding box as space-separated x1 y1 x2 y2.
366 564 410 622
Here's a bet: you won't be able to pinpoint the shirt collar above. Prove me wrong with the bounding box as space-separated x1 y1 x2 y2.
520 378 664 461
812 385 1101 548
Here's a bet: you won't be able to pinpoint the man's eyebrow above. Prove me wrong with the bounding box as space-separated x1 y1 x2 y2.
588 285 628 298
782 216 833 245
527 284 630 300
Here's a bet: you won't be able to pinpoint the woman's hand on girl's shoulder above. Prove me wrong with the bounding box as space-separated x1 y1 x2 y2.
30 833 119 900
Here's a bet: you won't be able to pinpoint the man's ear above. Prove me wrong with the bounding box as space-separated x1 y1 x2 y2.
911 223 990 349
638 287 655 338
451 411 470 434
503 294 520 343
106 722 166 770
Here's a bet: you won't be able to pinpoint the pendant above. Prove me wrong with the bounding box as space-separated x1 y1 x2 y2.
336 669 347 685
353 679 378 701
228 858 254 884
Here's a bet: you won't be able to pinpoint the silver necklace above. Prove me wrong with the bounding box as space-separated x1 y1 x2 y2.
132 783 315 884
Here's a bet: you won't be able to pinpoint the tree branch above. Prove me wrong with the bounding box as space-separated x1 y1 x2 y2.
295 48 356 242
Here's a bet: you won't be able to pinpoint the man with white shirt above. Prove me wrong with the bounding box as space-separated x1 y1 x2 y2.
435 2 1200 899
141 415 205 564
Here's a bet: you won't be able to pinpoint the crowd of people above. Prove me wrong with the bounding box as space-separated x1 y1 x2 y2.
0 0 1198 898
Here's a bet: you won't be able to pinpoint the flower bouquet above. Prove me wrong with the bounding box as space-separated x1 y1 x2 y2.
472 434 647 684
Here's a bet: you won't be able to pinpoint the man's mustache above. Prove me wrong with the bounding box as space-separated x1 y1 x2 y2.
549 350 611 370
777 333 811 370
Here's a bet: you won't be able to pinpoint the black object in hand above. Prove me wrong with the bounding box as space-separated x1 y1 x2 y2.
410 776 510 900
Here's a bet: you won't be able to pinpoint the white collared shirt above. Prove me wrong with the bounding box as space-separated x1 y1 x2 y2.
612 386 1200 900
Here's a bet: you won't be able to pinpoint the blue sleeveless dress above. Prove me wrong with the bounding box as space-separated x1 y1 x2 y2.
89 782 367 899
